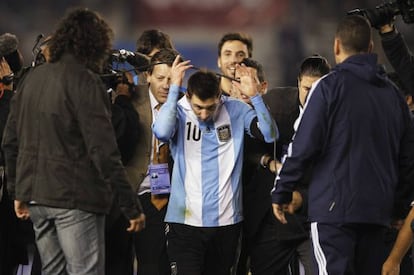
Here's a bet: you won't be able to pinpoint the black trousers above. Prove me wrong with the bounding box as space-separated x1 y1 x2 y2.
167 222 241 275
0 189 41 275
238 210 312 275
134 193 170 275
249 219 310 275
105 204 134 275
0 191 20 275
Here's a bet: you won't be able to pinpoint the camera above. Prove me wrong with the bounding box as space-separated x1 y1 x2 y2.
347 0 414 28
101 49 150 90
109 49 150 72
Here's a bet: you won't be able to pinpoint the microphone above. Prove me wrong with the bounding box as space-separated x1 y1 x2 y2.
0 33 23 73
0 33 18 58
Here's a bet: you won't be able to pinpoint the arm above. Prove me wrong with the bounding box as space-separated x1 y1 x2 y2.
0 58 14 196
382 206 414 275
2 91 18 201
152 56 192 142
232 64 278 143
76 73 143 231
250 95 278 143
380 25 414 97
152 84 180 142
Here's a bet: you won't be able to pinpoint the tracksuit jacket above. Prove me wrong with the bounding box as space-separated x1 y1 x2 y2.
272 53 414 226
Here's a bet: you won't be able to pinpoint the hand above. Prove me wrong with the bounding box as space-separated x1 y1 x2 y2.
231 64 260 98
0 58 12 90
382 258 400 275
0 57 12 78
126 213 146 232
230 81 243 100
380 23 394 34
287 191 303 213
272 203 287 224
170 55 193 87
14 200 30 220
269 159 282 174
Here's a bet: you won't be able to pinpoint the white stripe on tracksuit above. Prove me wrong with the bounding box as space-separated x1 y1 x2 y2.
311 222 328 275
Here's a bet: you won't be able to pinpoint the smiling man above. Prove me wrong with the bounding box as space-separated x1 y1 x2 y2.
217 32 253 96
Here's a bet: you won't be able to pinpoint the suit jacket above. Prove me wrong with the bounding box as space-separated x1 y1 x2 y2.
125 85 153 192
263 87 299 158
243 87 308 241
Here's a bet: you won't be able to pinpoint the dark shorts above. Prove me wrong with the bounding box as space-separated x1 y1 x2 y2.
167 222 241 275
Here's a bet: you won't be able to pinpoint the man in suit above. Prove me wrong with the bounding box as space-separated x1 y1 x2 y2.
126 48 182 275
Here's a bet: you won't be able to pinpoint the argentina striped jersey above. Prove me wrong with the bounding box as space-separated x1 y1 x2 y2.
153 85 276 227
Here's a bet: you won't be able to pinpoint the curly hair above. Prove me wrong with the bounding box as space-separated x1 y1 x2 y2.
48 8 113 73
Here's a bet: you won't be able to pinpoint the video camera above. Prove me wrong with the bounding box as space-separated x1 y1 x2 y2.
347 0 414 28
109 49 150 72
101 49 150 92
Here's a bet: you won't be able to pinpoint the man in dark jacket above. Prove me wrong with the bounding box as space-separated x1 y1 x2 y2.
272 15 414 275
1 8 144 275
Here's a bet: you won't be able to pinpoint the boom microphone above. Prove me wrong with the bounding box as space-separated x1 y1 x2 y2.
0 33 18 58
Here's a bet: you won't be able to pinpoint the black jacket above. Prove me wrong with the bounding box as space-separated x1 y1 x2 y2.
381 29 414 97
241 87 309 241
111 94 140 165
2 54 142 219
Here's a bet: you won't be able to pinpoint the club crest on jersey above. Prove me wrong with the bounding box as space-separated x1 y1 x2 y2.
217 124 231 142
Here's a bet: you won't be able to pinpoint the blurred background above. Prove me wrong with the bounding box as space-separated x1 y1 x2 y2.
1 0 413 88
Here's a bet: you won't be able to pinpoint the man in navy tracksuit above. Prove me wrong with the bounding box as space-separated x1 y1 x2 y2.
271 15 414 275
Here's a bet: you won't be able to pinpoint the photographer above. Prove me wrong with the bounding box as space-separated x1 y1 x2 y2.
0 33 41 275
110 71 140 165
379 22 414 97
0 56 20 275
106 70 141 275
347 1 414 96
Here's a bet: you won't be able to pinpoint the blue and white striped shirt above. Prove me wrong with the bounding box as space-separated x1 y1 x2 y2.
153 84 276 227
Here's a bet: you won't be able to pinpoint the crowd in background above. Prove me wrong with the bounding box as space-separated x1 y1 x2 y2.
1 0 413 87
1 2 414 275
